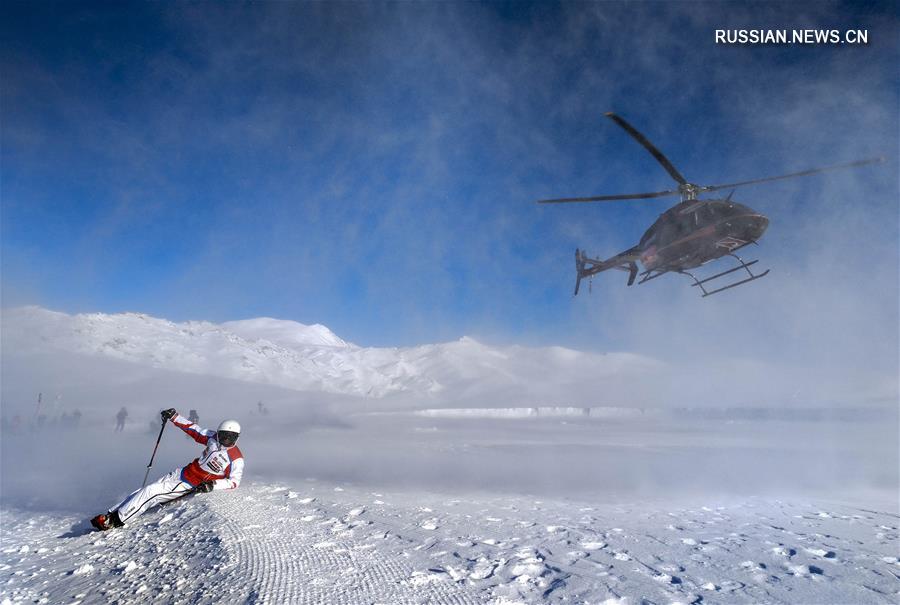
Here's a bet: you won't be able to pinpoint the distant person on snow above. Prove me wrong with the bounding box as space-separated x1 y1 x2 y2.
184 409 201 441
91 409 244 531
115 406 128 431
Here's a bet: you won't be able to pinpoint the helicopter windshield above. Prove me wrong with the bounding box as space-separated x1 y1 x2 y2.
705 202 734 220
704 201 755 221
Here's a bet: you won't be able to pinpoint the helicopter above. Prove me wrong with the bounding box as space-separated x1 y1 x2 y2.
538 112 883 297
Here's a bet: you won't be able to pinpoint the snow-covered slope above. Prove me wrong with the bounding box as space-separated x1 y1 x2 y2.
1 306 659 401
2 482 898 605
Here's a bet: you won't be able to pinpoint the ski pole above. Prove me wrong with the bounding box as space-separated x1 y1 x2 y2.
142 419 168 488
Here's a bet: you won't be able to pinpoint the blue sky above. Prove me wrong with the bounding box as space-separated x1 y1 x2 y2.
2 1 897 362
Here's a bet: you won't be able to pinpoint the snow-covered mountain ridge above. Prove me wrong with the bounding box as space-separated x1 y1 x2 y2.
223 316 350 348
1 306 658 399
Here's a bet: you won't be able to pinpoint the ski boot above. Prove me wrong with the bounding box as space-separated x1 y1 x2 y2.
90 510 124 531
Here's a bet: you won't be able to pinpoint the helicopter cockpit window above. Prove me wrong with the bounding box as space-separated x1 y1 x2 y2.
706 203 730 221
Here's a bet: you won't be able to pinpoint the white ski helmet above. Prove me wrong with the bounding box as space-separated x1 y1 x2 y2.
217 419 241 446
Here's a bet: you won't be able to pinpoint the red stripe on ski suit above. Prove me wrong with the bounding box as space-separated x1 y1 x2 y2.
169 413 244 489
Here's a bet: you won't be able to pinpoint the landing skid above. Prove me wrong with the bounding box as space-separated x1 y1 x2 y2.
637 269 668 285
681 253 769 297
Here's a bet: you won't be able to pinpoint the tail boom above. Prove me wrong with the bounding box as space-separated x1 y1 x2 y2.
574 248 640 295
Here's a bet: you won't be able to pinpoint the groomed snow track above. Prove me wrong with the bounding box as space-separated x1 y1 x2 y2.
209 488 477 604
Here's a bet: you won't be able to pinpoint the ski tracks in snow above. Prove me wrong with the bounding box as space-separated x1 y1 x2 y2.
209 486 476 604
1 485 898 604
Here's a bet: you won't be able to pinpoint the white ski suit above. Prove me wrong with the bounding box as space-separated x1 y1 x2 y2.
110 413 244 524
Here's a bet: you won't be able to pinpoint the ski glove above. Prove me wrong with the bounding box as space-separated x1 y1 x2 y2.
196 481 215 493
161 408 177 422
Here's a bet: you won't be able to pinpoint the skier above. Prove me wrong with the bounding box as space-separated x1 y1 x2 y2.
115 406 128 431
91 408 244 531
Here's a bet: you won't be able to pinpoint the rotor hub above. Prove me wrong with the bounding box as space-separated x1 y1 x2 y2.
678 183 701 201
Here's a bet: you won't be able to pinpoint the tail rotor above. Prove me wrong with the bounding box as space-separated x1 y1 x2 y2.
574 249 587 295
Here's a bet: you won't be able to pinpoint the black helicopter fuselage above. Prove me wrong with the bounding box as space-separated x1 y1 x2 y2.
539 112 880 297
637 199 769 272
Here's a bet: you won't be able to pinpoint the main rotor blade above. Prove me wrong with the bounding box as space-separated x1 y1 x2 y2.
702 157 885 192
537 189 679 204
605 112 688 185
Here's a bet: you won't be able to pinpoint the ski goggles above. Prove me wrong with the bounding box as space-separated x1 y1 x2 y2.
217 430 239 447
